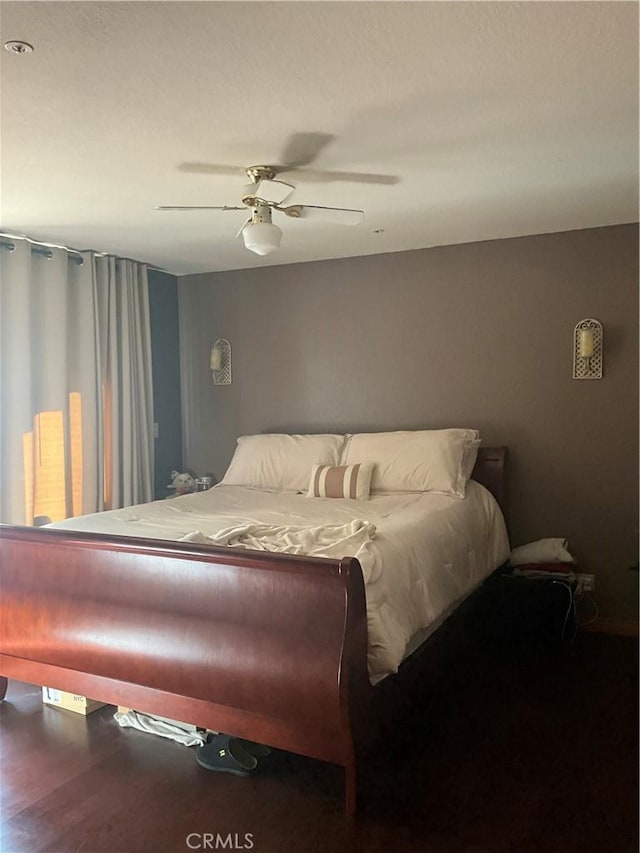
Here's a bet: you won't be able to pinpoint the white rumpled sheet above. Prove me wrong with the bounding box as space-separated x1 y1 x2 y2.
49 482 510 684
180 518 377 562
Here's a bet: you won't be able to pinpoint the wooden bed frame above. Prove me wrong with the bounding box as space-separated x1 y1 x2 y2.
0 446 506 815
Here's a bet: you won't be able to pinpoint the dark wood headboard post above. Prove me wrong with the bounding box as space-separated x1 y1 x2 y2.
471 446 507 518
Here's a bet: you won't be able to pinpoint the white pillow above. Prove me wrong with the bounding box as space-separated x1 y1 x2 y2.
510 539 575 566
221 433 346 492
340 429 480 498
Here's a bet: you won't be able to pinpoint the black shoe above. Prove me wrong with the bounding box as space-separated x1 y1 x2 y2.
196 734 258 776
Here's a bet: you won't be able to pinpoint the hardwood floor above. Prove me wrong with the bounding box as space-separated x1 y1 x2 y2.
1 633 637 853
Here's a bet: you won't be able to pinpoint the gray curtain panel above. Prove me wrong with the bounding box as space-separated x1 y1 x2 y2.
0 237 154 524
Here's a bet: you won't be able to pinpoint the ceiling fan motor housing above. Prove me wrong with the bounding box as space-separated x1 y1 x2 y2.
250 205 274 224
245 165 277 183
241 189 265 207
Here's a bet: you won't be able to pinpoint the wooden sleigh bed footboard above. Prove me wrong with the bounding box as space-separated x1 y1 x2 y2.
0 526 371 814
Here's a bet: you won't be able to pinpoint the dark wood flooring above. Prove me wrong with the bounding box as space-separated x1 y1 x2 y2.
1 632 637 853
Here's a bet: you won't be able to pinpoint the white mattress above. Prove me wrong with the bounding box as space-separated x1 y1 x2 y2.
49 481 510 683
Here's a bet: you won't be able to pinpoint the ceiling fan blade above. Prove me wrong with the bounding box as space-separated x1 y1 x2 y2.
277 167 399 186
249 179 294 205
177 163 246 177
279 132 336 168
277 204 364 225
235 217 252 239
154 205 246 211
176 160 398 186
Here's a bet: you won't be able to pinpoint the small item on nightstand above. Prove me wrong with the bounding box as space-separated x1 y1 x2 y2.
195 475 216 491
509 538 575 567
166 470 196 496
509 538 576 582
509 539 576 583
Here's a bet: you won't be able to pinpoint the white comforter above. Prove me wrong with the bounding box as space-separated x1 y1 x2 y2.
49 482 510 683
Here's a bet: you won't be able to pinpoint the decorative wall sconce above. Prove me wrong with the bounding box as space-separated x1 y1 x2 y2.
572 319 603 380
210 338 232 385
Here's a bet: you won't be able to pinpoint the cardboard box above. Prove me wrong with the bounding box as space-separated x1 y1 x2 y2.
42 687 108 715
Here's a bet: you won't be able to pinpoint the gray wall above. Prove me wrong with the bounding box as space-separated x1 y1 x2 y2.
178 224 639 624
148 269 183 497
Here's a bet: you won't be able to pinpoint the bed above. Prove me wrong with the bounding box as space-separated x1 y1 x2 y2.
0 430 509 814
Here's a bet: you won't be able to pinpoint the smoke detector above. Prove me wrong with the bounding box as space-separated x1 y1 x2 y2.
4 41 34 54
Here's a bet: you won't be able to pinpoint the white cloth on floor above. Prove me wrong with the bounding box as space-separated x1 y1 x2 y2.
114 710 207 747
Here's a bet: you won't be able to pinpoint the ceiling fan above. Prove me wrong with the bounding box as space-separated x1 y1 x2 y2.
154 164 366 256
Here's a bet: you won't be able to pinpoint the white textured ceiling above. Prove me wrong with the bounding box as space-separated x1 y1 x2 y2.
1 1 638 274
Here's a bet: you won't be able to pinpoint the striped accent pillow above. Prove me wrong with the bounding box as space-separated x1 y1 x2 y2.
307 463 373 500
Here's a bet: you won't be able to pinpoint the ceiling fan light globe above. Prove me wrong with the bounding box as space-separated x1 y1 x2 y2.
242 222 282 255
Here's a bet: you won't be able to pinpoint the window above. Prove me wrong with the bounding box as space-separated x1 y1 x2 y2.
22 393 83 524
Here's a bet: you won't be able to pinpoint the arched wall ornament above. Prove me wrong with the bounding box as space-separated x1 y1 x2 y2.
572 319 603 380
210 338 232 385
